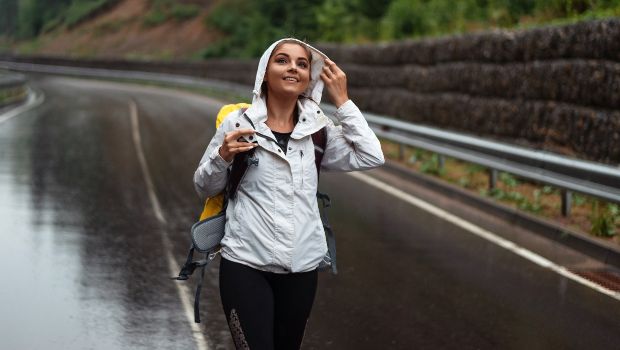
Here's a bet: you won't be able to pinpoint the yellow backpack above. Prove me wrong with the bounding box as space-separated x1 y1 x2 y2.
198 103 251 221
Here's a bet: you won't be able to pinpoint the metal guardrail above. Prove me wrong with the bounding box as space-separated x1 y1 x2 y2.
322 104 620 216
2 60 618 217
0 61 252 99
0 72 26 89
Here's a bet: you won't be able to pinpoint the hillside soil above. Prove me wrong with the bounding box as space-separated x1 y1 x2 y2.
13 0 218 60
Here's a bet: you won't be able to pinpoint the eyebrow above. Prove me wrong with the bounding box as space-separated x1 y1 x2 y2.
274 52 309 62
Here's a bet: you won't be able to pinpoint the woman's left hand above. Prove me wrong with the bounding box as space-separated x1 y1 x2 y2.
320 58 349 108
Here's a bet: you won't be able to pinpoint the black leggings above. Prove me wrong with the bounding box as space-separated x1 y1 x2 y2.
219 257 318 350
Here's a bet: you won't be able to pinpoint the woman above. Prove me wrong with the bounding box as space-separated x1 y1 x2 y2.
194 38 384 349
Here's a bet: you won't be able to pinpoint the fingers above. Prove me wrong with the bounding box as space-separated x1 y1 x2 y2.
227 143 257 154
220 128 258 162
219 142 257 163
321 58 349 108
224 128 255 143
321 63 335 81
324 58 345 75
321 58 345 82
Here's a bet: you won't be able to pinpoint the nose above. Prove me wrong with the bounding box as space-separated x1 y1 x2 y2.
286 60 301 71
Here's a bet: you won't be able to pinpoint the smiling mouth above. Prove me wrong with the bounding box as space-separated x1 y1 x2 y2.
283 77 299 82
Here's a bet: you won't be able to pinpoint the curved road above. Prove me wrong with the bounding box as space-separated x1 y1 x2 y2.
0 75 618 349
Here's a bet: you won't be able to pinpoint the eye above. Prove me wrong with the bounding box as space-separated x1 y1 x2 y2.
276 57 287 64
298 61 308 69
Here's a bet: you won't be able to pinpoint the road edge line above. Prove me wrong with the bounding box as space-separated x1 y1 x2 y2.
0 88 45 124
348 171 620 301
129 99 210 350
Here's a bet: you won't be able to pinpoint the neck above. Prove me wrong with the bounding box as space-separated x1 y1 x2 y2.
265 92 297 132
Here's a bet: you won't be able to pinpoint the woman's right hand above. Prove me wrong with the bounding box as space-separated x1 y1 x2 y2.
218 128 258 163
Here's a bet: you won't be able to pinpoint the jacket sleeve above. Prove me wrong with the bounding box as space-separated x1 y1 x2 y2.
193 117 233 200
321 100 385 171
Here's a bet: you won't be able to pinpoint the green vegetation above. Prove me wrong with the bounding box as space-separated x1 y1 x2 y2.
0 0 118 38
2 0 619 57
143 0 200 27
0 86 27 106
380 139 619 240
591 201 619 237
481 173 544 214
93 17 130 36
202 0 320 58
203 0 620 58
65 0 112 28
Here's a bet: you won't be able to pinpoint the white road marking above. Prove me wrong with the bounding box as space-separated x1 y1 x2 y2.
0 88 45 124
348 171 620 301
129 99 209 350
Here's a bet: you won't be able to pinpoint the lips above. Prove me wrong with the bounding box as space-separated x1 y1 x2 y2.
283 76 299 82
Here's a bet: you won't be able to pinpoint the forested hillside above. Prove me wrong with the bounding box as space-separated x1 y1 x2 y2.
0 0 619 59
0 0 216 59
203 0 620 57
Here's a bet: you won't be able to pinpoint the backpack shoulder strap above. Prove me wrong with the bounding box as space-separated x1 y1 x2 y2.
311 127 327 176
226 108 253 201
311 127 337 274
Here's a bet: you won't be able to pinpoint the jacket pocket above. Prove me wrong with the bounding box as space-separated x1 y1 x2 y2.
227 194 247 248
231 193 248 225
300 148 318 192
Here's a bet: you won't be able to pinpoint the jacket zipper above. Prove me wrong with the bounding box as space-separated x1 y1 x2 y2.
300 150 304 188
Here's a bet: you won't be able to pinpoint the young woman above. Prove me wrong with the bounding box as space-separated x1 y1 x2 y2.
194 38 384 349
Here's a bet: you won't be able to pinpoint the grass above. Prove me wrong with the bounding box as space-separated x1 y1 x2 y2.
143 0 201 27
93 18 132 37
15 37 43 55
380 138 619 243
65 0 118 29
143 10 168 27
0 86 27 106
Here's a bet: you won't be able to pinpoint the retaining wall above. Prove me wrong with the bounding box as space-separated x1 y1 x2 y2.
2 19 618 164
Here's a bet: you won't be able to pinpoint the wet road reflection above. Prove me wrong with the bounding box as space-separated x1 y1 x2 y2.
0 75 618 349
0 77 220 349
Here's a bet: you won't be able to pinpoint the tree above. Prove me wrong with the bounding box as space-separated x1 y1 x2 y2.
0 0 18 36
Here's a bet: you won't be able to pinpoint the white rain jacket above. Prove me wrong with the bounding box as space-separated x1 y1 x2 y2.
194 38 384 273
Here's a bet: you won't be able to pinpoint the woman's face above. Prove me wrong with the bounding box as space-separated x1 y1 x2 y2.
264 43 311 98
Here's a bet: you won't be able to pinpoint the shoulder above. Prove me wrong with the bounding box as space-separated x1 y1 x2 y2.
218 108 248 132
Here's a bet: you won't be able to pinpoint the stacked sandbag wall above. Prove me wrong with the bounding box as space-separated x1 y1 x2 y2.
317 19 620 165
2 19 618 164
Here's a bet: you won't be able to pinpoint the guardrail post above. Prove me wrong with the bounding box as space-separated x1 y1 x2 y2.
489 169 498 190
561 189 572 217
398 144 404 161
438 155 445 170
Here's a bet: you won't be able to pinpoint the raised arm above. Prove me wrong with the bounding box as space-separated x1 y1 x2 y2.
319 58 384 171
321 100 385 171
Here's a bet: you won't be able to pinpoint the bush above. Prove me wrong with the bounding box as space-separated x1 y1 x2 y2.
143 0 200 27
170 4 200 21
204 0 318 58
590 201 619 237
65 0 114 28
315 0 381 42
143 9 167 27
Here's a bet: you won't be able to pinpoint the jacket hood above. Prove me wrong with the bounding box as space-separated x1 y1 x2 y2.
253 38 328 104
245 38 329 126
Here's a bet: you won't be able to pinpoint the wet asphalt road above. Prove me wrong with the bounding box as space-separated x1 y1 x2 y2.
1 75 619 349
